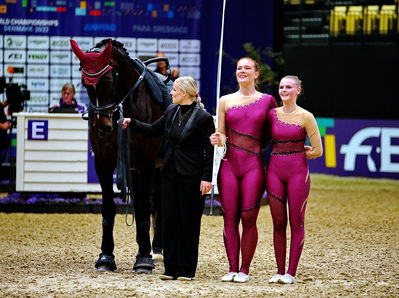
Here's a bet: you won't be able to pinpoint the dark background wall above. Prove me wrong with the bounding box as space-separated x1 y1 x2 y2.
283 43 399 120
200 0 276 114
203 0 399 120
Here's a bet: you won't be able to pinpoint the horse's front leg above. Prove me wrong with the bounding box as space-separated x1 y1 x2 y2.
132 165 156 274
95 161 117 272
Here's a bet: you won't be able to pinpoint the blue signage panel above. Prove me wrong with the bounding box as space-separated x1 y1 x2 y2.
310 118 399 179
0 0 210 112
27 119 48 140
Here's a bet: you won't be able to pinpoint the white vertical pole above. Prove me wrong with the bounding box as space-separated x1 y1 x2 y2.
210 0 227 215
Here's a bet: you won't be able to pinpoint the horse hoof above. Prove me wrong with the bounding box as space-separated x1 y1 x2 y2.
133 256 155 272
97 265 115 272
135 267 152 274
95 253 117 271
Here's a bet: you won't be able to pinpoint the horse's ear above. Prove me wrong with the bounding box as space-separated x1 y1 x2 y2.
70 39 86 61
99 40 113 61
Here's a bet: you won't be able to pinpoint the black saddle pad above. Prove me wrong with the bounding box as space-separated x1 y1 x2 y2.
131 59 172 110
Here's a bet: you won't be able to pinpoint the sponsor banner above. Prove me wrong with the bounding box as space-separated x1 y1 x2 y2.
71 64 81 78
179 66 200 79
4 63 25 77
49 92 60 106
50 78 69 92
71 53 80 65
27 50 49 63
158 39 179 52
50 64 71 78
179 39 200 52
137 38 157 52
4 49 26 63
29 92 49 105
162 52 178 67
116 37 136 52
49 36 70 50
72 79 85 93
27 64 49 77
50 51 71 64
0 1 202 39
27 105 49 112
136 52 156 61
310 118 399 179
75 90 90 107
27 78 48 91
71 36 93 51
4 35 26 48
27 36 49 49
179 53 200 66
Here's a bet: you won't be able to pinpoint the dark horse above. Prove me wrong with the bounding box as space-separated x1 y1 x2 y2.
71 39 170 273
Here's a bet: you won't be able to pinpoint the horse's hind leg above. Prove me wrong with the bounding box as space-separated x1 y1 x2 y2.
95 169 117 272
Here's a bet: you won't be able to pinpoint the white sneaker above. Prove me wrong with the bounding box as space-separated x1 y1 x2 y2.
269 274 283 283
278 273 295 284
177 276 194 281
233 272 250 283
221 272 237 282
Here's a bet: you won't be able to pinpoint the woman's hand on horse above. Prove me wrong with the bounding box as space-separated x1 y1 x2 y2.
200 180 212 196
121 118 131 129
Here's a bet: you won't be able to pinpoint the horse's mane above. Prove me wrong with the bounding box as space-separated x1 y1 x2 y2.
93 39 171 109
94 39 136 65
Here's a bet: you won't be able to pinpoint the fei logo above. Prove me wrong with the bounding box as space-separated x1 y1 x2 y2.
28 120 48 140
340 128 399 173
314 118 399 178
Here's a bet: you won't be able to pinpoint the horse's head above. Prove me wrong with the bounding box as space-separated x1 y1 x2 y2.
71 39 119 138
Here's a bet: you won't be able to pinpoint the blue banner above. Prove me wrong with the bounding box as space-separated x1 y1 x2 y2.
0 0 217 112
310 118 399 179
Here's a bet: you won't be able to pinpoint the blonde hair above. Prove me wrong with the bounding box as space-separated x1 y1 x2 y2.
281 75 302 88
61 83 76 94
281 75 303 95
174 76 204 109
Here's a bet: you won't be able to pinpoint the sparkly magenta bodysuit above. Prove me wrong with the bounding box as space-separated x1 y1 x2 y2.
266 107 322 277
218 94 277 274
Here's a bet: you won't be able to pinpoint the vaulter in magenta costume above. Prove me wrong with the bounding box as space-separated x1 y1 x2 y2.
266 75 323 284
217 93 277 277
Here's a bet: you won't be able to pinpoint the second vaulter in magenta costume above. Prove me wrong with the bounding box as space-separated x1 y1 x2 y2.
266 75 323 284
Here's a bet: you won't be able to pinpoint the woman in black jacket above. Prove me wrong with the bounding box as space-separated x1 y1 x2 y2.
122 76 215 281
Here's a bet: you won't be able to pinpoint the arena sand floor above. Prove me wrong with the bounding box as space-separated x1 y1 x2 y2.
0 174 398 297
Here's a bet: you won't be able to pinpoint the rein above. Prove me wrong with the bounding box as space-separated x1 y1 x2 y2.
116 104 135 226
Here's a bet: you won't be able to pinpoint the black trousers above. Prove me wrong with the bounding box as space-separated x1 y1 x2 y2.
161 171 205 278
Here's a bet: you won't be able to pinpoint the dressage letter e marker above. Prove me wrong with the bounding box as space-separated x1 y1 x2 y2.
28 120 48 140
